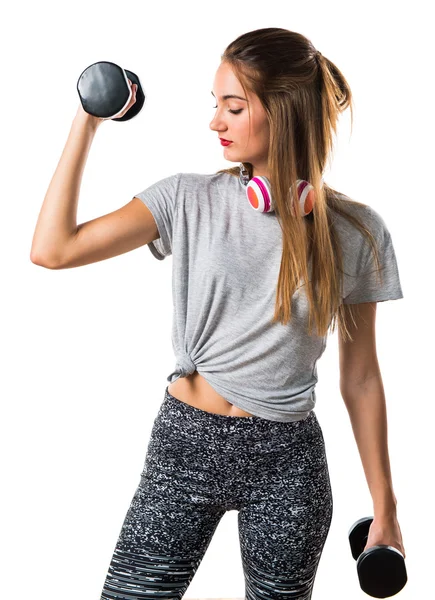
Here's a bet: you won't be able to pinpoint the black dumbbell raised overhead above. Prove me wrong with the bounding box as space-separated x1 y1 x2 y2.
349 517 407 598
77 61 145 121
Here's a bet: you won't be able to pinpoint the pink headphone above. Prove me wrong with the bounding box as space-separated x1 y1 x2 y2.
239 163 323 216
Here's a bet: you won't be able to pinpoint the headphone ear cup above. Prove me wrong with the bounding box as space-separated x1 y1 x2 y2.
246 176 274 213
290 180 315 217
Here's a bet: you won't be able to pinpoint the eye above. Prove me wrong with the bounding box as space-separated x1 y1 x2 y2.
212 106 243 115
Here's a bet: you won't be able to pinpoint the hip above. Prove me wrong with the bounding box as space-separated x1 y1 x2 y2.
145 387 329 483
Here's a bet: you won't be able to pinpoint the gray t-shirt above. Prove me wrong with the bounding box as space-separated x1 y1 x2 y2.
134 171 404 422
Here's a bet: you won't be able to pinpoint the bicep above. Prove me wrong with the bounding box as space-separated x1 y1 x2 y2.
54 196 160 269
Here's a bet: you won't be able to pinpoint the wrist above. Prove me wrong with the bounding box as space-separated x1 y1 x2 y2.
74 105 103 132
373 493 397 519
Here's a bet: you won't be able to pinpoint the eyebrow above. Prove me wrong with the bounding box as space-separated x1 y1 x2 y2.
211 91 248 102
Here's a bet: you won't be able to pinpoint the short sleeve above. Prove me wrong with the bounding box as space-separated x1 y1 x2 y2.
133 172 181 260
343 208 404 304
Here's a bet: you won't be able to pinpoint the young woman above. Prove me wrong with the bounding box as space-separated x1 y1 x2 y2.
31 27 405 600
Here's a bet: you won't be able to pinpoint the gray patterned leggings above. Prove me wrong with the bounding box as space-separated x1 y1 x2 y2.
99 387 333 600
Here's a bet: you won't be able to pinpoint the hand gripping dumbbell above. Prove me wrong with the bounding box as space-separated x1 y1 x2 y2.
349 517 407 598
77 61 145 121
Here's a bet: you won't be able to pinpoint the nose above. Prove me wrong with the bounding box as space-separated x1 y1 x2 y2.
209 111 227 133
209 116 219 132
210 122 229 138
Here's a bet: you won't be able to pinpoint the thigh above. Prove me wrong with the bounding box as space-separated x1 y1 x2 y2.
237 416 333 600
99 406 227 599
100 480 225 600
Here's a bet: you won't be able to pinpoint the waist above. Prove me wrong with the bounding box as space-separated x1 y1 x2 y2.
167 370 255 417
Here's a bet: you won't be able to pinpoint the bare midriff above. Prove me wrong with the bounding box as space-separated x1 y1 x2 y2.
167 370 255 417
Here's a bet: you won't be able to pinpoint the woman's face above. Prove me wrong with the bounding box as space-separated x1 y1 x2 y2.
209 61 270 179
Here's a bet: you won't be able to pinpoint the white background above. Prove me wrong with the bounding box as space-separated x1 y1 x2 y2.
2 1 433 598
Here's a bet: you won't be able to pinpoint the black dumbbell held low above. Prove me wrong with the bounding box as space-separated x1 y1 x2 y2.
77 61 145 121
349 517 407 598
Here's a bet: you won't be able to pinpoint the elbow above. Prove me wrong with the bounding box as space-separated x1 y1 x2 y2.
340 372 384 404
339 379 365 404
30 250 60 269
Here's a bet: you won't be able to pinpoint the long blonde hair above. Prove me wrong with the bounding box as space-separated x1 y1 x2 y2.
215 28 383 342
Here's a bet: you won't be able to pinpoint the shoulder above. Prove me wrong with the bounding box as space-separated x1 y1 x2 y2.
176 171 236 200
141 171 226 196
330 193 390 244
178 171 233 185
